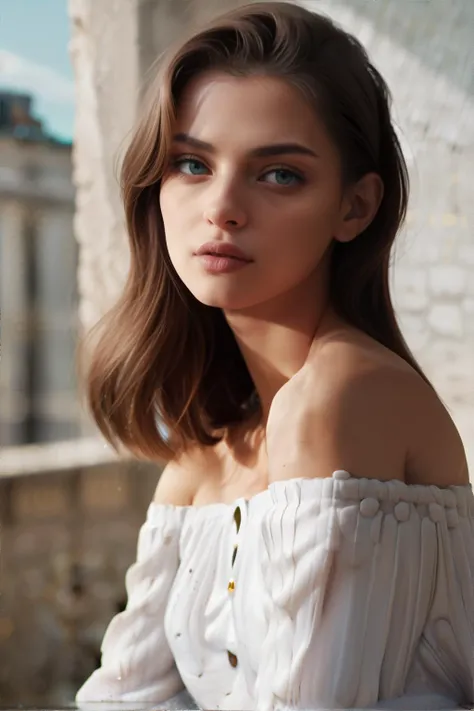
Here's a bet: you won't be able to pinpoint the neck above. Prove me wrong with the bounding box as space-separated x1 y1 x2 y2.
224 261 340 420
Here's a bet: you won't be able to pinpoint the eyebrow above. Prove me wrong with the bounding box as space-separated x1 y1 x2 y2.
172 132 319 159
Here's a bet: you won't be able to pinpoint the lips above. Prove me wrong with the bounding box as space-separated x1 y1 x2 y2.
195 242 252 262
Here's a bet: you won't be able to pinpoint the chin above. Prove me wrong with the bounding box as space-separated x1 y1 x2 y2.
194 292 251 311
189 282 257 311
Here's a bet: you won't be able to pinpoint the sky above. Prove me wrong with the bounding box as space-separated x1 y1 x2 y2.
0 0 74 142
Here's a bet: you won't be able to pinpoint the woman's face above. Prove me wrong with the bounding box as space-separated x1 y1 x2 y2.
160 71 351 312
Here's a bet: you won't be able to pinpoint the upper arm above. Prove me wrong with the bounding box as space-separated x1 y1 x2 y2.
335 367 470 487
404 378 470 487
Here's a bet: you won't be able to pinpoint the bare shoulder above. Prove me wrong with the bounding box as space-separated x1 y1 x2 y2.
153 442 222 506
400 372 469 488
308 331 469 487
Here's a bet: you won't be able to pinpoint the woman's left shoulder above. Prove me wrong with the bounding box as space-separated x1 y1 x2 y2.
312 335 470 488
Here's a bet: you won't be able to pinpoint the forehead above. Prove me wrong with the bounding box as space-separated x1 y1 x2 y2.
174 71 334 153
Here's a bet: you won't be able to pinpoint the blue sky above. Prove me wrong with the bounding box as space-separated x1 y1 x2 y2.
0 0 74 141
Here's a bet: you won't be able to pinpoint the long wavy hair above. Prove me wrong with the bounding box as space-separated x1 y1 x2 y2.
83 1 437 461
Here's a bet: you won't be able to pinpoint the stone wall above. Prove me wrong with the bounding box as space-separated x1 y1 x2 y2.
0 461 158 705
69 0 474 470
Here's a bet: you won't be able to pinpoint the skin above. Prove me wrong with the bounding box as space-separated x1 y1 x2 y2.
157 71 469 506
160 71 383 418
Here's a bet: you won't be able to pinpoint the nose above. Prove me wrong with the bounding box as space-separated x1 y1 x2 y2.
203 182 248 230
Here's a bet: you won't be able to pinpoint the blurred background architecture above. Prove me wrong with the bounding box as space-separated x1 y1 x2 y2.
0 0 473 706
0 91 79 446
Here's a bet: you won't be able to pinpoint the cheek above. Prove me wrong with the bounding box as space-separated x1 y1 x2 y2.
160 181 182 230
159 182 195 259
159 183 208 297
159 184 185 273
256 193 339 285
160 175 202 215
266 192 339 248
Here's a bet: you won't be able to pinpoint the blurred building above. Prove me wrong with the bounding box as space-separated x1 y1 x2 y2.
0 91 80 445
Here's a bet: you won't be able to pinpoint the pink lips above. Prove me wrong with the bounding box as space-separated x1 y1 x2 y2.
195 241 252 262
195 242 253 274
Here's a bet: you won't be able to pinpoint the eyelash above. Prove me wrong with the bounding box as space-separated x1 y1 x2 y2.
169 154 305 186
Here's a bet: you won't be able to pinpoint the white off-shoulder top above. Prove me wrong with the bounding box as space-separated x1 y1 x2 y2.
76 472 474 710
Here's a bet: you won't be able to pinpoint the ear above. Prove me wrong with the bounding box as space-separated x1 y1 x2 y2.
333 172 384 243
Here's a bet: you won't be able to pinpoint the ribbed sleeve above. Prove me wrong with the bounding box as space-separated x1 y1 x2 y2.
254 472 474 711
76 504 189 704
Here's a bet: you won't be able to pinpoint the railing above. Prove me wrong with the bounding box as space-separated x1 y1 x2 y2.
0 437 123 479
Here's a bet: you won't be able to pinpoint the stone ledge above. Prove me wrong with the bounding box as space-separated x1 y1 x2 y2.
0 437 127 479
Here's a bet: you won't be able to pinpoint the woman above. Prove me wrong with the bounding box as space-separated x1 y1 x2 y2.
76 3 473 709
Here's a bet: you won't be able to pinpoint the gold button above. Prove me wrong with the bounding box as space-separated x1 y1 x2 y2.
233 506 241 533
228 579 235 593
227 651 238 668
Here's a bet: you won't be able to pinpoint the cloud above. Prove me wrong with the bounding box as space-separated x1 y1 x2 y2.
0 49 74 106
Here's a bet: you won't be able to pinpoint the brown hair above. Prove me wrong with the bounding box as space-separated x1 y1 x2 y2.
83 1 437 461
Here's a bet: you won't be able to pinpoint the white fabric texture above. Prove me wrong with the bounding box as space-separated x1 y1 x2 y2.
76 472 474 710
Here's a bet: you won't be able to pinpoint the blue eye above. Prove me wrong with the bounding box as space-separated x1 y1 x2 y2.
262 169 303 186
174 157 209 176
